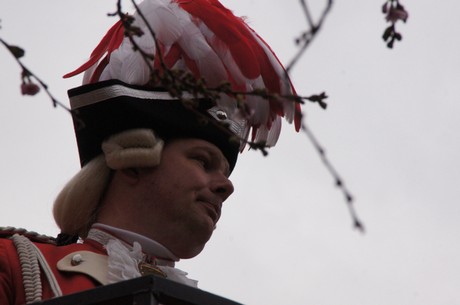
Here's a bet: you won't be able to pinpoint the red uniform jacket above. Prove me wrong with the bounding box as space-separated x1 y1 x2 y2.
0 236 106 305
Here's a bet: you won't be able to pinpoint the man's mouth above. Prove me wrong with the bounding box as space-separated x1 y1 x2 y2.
198 199 221 224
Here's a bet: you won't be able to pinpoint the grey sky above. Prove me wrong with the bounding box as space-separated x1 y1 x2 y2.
1 1 459 304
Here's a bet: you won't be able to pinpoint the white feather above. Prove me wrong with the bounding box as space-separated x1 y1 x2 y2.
135 0 183 47
250 30 296 124
198 22 250 88
178 22 227 87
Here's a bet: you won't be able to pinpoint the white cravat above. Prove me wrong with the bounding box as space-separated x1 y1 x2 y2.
92 223 179 263
86 223 198 287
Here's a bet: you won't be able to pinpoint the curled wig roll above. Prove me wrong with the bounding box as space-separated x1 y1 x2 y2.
53 129 164 238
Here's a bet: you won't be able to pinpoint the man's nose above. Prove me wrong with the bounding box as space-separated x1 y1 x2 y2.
210 173 234 201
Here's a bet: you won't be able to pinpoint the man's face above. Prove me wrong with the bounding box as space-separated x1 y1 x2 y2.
132 138 234 258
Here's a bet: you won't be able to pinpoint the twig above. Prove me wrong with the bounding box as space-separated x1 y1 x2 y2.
0 37 85 129
286 0 333 72
0 37 70 111
302 123 365 231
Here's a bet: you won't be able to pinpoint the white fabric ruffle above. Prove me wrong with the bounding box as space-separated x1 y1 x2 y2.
103 235 197 287
106 239 142 283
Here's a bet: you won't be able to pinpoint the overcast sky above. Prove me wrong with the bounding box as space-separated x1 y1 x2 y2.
1 1 460 304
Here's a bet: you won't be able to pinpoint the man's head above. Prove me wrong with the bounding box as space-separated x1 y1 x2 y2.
97 138 233 258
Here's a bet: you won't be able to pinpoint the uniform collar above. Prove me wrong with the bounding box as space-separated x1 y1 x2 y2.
87 223 179 264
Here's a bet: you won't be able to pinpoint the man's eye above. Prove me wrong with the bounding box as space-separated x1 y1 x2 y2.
192 156 209 168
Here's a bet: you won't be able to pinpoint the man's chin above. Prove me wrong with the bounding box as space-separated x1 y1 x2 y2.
176 222 215 258
176 240 207 259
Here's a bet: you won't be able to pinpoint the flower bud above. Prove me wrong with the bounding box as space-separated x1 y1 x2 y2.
21 82 40 96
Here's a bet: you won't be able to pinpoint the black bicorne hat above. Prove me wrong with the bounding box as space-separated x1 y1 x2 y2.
69 80 247 172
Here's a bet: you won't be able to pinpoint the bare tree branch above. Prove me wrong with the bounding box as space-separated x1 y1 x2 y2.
0 37 84 129
286 0 333 73
302 123 365 232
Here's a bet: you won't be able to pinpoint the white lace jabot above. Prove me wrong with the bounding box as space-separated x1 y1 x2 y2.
91 223 179 262
86 223 198 287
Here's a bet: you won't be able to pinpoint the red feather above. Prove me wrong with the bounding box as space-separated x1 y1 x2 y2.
163 43 181 69
177 0 299 128
177 0 262 79
88 55 110 84
63 20 124 79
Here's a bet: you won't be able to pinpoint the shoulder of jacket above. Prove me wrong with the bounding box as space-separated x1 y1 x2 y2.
0 226 57 245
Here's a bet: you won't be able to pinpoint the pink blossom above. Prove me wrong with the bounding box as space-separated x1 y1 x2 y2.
386 5 409 23
21 82 40 96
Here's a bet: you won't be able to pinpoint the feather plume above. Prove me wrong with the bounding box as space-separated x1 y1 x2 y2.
63 0 302 147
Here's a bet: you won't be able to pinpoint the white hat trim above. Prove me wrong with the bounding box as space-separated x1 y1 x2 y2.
70 83 195 110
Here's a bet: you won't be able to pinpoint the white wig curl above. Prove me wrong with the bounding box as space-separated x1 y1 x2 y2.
53 129 164 238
